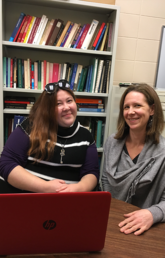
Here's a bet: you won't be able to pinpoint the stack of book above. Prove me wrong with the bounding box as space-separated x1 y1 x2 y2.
3 57 111 93
76 98 104 113
4 96 35 110
4 115 27 144
9 12 113 52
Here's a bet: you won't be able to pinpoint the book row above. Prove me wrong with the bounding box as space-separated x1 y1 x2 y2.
3 57 111 94
4 96 105 113
9 12 113 52
4 115 104 149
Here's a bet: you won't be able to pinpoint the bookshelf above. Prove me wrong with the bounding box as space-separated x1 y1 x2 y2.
0 0 120 180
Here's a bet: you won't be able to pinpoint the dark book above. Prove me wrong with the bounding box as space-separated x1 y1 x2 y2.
17 58 23 88
13 115 26 130
4 96 35 103
101 59 111 93
9 12 26 42
45 19 58 45
47 19 64 46
13 57 17 88
53 23 65 46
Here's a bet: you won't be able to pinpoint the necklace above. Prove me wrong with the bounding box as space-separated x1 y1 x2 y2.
60 139 67 164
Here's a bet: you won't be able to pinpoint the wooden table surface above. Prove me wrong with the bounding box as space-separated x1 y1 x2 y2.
4 198 165 258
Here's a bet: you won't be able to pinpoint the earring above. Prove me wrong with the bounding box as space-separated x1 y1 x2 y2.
148 116 153 128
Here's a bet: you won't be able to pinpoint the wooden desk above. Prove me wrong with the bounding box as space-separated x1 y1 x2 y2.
5 198 165 258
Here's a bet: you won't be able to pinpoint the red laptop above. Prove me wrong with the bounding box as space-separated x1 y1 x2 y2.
0 191 111 255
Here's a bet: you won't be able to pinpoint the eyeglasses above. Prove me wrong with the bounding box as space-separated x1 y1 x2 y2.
44 79 70 94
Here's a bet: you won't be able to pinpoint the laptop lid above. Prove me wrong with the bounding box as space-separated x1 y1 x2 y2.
0 191 111 255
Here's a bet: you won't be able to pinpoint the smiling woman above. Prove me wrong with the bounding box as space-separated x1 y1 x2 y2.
102 84 165 236
0 80 99 193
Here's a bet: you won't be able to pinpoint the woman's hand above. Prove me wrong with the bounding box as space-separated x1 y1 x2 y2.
118 209 154 235
56 183 79 193
46 179 68 193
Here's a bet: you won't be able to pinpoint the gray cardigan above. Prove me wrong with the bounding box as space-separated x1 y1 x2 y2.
102 134 165 224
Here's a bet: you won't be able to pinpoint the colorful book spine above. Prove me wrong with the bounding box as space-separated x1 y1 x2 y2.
34 62 38 89
3 57 6 87
23 16 36 43
73 24 86 48
56 21 71 47
9 12 25 42
13 16 26 42
99 23 109 51
27 17 40 44
31 63 34 89
78 67 88 92
76 98 102 104
21 15 32 43
81 19 99 50
76 24 90 49
6 58 8 87
78 108 105 112
17 15 30 42
10 58 13 88
94 25 107 50
60 23 74 47
71 25 82 48
92 22 105 49
70 63 78 90
37 60 41 90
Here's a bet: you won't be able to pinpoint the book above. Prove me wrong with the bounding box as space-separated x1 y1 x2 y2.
94 25 107 50
64 23 79 48
106 61 111 94
37 60 41 89
99 65 105 93
76 98 102 104
24 60 28 89
107 22 113 51
34 61 38 89
54 24 65 46
65 62 71 80
102 59 111 93
73 24 86 49
99 23 109 51
90 58 98 93
24 17 36 43
8 57 11 88
13 57 17 88
73 64 83 91
84 66 91 92
88 24 101 50
5 96 35 102
78 108 105 112
27 58 31 89
46 62 49 84
36 17 48 45
81 19 99 50
60 23 74 47
17 58 23 88
78 67 88 92
71 25 82 48
96 120 102 148
13 115 26 130
92 22 105 50
76 24 90 49
13 15 26 42
39 20 51 45
31 63 34 89
27 17 41 44
78 104 104 109
9 12 25 41
10 58 13 88
68 24 81 48
3 57 6 87
49 62 53 83
21 15 33 43
47 19 64 46
33 15 47 44
53 63 59 82
77 68 84 92
70 63 78 90
95 59 104 93
56 21 72 47
17 15 31 42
